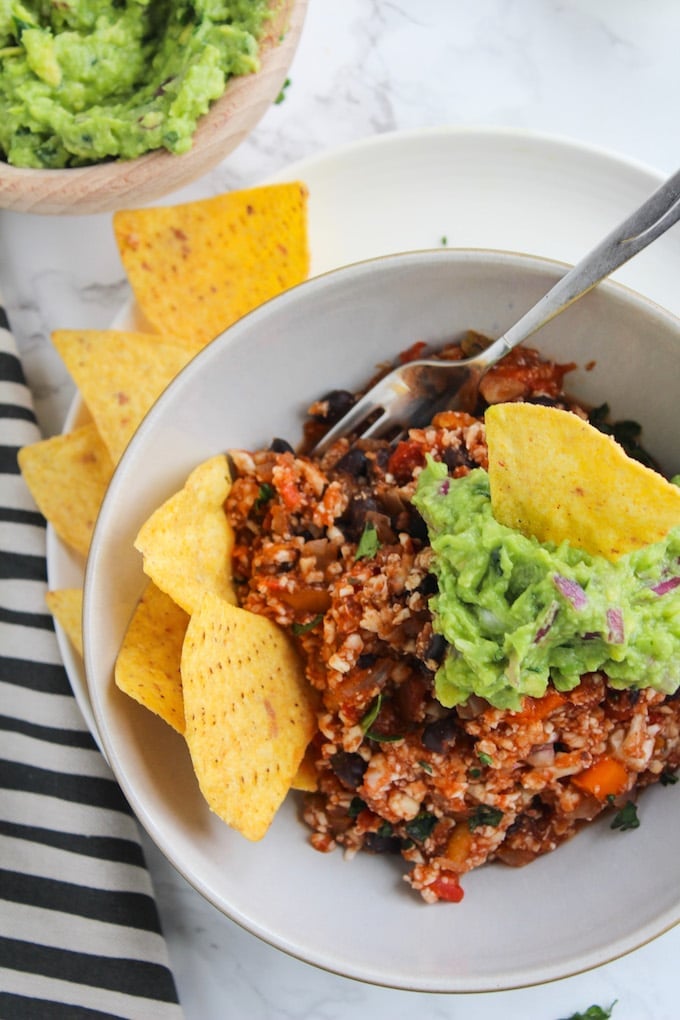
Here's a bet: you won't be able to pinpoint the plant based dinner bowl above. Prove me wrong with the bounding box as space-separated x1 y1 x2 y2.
0 0 306 216
84 249 680 992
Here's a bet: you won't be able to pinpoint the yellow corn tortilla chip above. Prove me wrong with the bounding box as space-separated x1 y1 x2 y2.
52 330 196 463
181 593 317 841
291 746 318 792
18 423 114 557
486 402 680 560
134 454 236 614
45 588 83 656
113 182 310 347
115 582 188 735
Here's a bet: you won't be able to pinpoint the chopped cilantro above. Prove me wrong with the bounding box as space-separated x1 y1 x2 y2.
366 731 404 743
275 77 291 104
418 760 434 775
468 767 482 779
360 693 382 733
440 235 448 246
355 520 380 560
560 1002 617 1020
291 614 324 635
405 812 438 842
254 482 275 508
468 804 503 831
660 769 679 786
477 750 493 767
610 800 639 831
377 821 393 838
348 796 366 818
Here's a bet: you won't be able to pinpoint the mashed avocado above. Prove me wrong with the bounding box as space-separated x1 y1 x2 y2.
412 458 680 711
0 0 270 168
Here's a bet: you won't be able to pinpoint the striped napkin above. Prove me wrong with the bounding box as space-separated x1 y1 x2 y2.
0 302 183 1019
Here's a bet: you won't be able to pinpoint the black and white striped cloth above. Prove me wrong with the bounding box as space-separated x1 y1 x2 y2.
0 303 183 1019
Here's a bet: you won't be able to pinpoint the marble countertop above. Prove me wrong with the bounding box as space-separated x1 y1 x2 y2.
2 2 680 1018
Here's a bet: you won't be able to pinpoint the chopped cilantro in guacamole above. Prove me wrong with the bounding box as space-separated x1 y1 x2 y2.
0 0 270 168
412 459 680 711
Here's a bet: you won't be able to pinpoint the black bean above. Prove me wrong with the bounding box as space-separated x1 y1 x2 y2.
343 494 382 540
313 389 356 424
370 446 392 476
363 832 403 854
523 395 567 409
330 751 368 790
442 445 474 471
403 505 429 542
333 446 369 477
425 632 447 664
357 653 378 669
418 573 439 596
270 437 294 453
421 713 458 753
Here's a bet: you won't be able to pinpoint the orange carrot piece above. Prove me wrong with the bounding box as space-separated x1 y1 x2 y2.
572 755 629 800
514 688 566 723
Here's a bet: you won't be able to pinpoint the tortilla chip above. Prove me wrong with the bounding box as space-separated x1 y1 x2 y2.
113 182 310 347
291 746 318 792
181 593 317 840
52 330 195 463
486 402 680 560
115 582 188 734
45 588 83 656
18 423 114 556
134 454 236 614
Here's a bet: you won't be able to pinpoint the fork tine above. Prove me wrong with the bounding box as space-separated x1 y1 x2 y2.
311 389 391 454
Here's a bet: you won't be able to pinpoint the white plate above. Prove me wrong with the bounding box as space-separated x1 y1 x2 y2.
47 126 677 744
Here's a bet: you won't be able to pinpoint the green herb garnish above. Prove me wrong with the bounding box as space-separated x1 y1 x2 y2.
468 804 503 831
405 812 438 842
477 750 493 767
275 77 291 104
560 1002 617 1020
291 614 324 635
355 521 380 560
254 482 275 508
348 796 366 818
360 693 382 733
610 800 639 831
660 769 679 786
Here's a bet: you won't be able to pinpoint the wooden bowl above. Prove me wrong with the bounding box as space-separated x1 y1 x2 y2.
0 0 307 216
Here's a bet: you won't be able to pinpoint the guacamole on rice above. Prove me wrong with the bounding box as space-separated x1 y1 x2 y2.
0 0 271 168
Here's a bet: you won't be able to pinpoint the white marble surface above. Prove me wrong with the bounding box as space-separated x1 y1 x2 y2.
2 2 680 1017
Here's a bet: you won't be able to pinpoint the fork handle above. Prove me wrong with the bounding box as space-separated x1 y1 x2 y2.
477 165 680 367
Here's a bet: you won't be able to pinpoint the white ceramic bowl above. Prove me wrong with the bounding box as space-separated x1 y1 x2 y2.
0 0 306 216
84 249 680 992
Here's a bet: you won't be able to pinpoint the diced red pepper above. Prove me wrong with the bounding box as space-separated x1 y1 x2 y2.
428 871 465 903
387 439 425 483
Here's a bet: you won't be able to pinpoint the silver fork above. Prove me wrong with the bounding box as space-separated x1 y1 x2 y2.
311 165 680 456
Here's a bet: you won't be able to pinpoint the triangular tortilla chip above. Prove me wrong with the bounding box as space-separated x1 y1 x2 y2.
52 330 196 463
113 181 309 347
45 588 83 656
18 423 114 556
486 402 680 560
115 582 188 734
134 454 236 614
181 593 316 840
